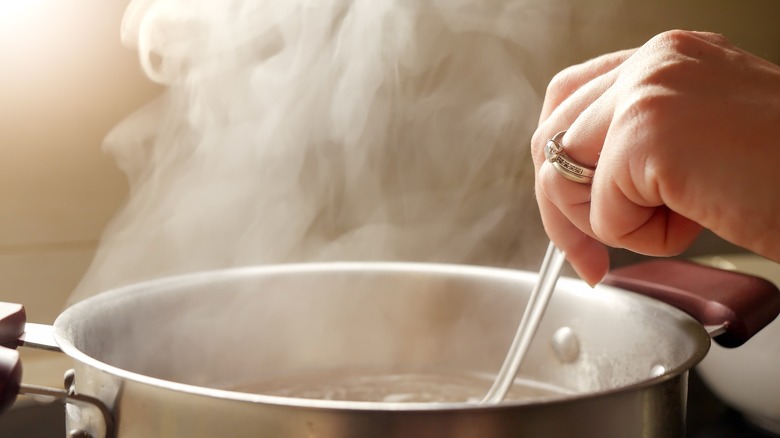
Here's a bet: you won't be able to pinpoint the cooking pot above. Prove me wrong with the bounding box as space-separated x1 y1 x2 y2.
0 260 778 438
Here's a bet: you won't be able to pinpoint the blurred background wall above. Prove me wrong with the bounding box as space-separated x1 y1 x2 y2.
0 0 161 325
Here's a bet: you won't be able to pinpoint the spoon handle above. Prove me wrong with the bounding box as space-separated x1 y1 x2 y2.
481 242 566 404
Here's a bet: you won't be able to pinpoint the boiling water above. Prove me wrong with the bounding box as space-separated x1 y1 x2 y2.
232 370 572 403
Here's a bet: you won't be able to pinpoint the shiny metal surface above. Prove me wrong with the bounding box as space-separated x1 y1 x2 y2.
51 263 710 437
483 243 566 403
19 323 60 352
544 131 596 184
18 382 114 438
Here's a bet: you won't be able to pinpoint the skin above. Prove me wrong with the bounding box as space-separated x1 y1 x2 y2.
531 30 780 286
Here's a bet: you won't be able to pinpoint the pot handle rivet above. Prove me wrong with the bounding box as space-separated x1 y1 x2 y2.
551 327 580 363
64 369 76 392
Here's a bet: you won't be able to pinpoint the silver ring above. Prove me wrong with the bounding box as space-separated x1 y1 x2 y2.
544 130 595 184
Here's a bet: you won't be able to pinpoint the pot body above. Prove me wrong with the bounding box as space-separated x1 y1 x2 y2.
54 263 710 437
69 361 689 437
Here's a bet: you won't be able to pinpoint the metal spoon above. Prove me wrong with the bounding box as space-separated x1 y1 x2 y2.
481 242 566 404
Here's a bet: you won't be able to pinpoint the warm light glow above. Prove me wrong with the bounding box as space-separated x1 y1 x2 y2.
0 0 45 29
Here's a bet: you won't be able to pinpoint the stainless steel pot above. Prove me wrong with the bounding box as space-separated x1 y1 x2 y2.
1 260 778 437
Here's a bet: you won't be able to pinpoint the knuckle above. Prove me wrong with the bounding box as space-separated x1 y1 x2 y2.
643 29 731 58
700 31 730 46
531 126 543 146
645 29 699 53
531 126 555 161
621 33 705 93
613 91 670 138
545 65 581 99
530 128 545 157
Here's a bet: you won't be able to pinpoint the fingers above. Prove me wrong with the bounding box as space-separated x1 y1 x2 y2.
533 83 620 282
594 199 702 256
536 80 701 264
537 161 593 234
531 67 620 170
538 48 635 125
535 128 610 283
542 85 617 240
588 132 704 255
531 51 633 283
532 30 770 283
535 184 610 285
533 32 709 280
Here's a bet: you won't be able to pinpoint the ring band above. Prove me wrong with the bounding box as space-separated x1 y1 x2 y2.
544 130 595 184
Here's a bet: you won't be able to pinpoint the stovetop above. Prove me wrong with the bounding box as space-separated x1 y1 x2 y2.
0 371 776 437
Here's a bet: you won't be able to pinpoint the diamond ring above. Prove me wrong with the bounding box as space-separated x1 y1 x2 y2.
544 130 595 184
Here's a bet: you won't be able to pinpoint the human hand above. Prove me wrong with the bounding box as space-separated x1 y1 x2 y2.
531 30 780 285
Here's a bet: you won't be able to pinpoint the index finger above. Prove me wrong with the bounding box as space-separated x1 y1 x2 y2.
535 181 610 285
539 49 635 124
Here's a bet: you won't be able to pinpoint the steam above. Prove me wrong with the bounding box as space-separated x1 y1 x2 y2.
71 0 574 302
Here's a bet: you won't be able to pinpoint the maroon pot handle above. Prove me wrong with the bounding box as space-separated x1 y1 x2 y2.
0 303 26 414
603 259 780 348
0 303 25 348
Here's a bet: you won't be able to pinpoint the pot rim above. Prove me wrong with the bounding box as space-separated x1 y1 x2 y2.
53 262 711 411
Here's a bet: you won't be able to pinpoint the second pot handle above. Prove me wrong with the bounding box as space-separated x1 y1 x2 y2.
0 303 25 413
603 259 780 348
